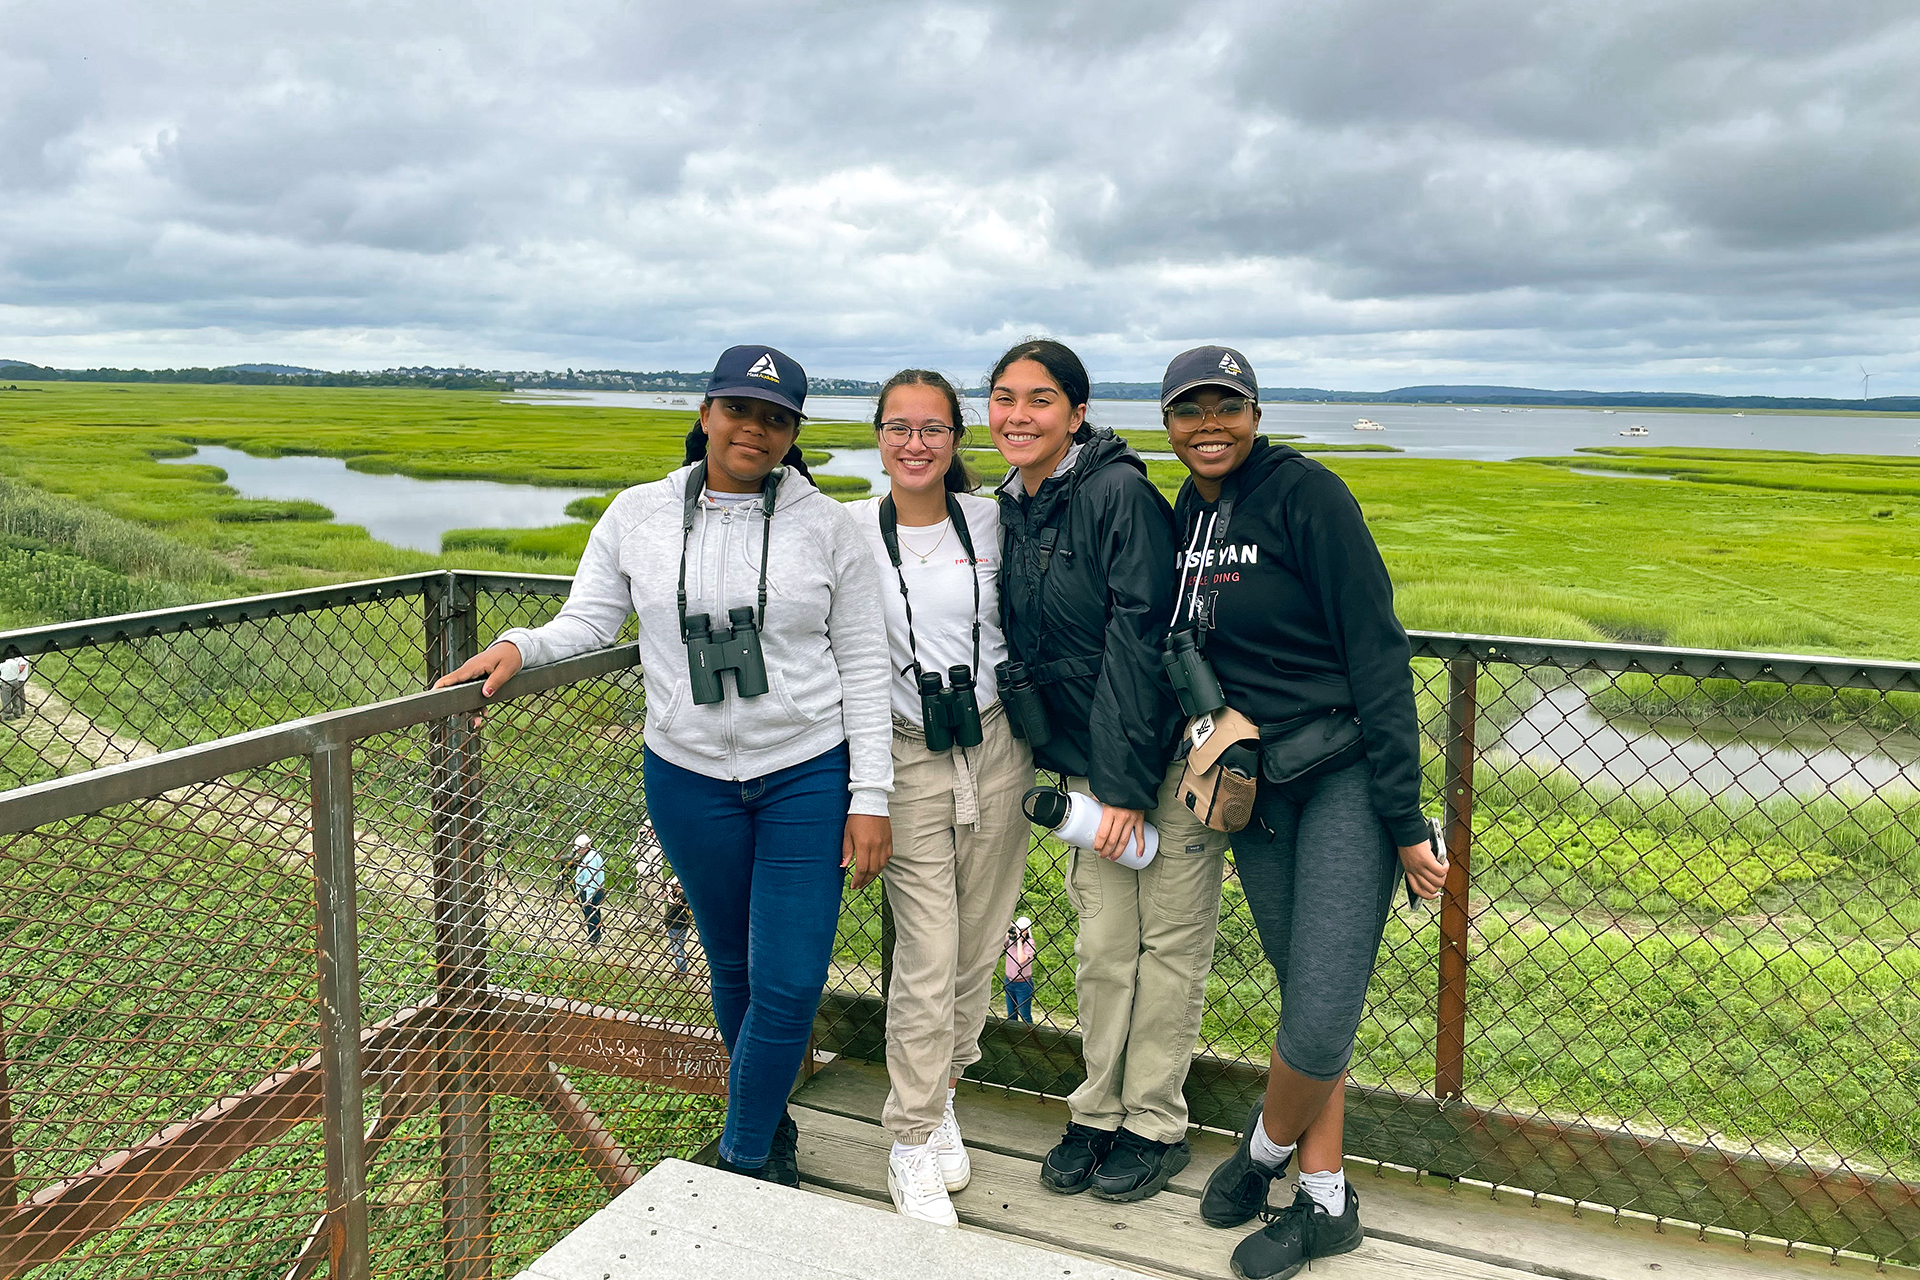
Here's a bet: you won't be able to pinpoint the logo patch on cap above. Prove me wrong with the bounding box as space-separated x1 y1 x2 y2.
747 353 781 383
1219 352 1242 376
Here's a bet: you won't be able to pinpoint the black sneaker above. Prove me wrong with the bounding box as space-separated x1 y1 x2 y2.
1089 1128 1191 1202
1039 1122 1116 1194
1201 1099 1291 1227
764 1111 800 1187
1305 1181 1363 1261
713 1153 768 1181
1229 1183 1364 1280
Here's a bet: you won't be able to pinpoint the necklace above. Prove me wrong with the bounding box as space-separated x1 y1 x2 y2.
897 520 950 564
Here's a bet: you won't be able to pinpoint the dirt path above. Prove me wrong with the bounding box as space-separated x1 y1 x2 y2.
9 677 157 777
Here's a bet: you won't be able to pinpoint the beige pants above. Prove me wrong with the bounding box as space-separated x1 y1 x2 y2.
880 706 1036 1144
1064 761 1230 1144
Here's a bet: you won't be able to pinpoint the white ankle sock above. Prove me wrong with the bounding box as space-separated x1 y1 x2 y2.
1299 1167 1346 1214
1248 1122 1295 1171
946 1085 957 1107
891 1140 927 1160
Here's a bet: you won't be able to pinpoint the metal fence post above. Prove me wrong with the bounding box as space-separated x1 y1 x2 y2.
313 741 371 1280
1435 654 1478 1104
0 1008 17 1211
428 572 493 1279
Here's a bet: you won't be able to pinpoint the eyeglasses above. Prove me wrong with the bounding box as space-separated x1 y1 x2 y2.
879 422 956 446
1167 398 1252 425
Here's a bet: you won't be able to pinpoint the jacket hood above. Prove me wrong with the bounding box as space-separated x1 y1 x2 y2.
1232 436 1308 497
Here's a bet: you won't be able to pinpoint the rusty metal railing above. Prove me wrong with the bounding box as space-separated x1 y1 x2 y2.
8 578 1920 1269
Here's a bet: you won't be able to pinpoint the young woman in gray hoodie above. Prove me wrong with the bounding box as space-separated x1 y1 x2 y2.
436 344 894 1185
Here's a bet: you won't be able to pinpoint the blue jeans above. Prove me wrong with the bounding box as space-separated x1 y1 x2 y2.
575 887 606 946
643 742 850 1168
1004 979 1034 1023
666 924 690 974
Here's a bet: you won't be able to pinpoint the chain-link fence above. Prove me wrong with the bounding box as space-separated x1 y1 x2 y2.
2 579 720 1280
6 575 1920 1273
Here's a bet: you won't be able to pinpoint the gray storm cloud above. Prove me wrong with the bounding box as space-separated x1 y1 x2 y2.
0 0 1915 395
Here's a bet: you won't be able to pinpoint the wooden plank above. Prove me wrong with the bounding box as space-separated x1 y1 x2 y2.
816 992 1920 1264
489 989 729 1096
794 1059 1241 1202
790 1101 1531 1280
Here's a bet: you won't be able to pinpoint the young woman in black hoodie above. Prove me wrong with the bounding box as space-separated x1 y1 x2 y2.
990 340 1231 1205
1156 348 1446 1279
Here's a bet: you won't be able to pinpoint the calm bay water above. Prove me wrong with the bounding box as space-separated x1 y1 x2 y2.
159 445 600 553
512 390 1920 462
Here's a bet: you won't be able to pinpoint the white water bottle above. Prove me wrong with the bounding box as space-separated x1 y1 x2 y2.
1023 787 1158 869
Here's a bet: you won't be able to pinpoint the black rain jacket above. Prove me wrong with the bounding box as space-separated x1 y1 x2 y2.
1170 436 1425 845
998 428 1178 811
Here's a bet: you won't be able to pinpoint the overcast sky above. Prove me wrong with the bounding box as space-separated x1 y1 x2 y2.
2 1 1916 394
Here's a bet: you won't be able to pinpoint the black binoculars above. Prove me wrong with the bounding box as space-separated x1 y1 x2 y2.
1164 629 1226 718
995 660 1053 749
685 606 770 705
920 664 984 753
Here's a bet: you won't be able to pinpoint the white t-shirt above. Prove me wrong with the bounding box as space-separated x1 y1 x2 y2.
847 493 1009 727
0 657 27 682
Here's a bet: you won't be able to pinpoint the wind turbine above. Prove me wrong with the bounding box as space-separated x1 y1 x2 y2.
1861 364 1889 401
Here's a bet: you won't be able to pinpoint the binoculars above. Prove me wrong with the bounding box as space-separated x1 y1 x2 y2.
685 606 769 705
995 660 1052 749
1164 629 1226 718
920 664 984 753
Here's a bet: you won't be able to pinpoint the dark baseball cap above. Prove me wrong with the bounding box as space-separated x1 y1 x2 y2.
1160 346 1258 409
707 344 808 418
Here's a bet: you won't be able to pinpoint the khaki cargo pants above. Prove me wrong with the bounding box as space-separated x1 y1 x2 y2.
880 706 1036 1145
1064 761 1230 1143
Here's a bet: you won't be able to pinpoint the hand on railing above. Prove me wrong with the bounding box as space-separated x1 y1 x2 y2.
431 640 525 726
842 813 893 890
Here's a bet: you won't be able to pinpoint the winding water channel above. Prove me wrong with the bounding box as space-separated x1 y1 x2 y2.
159 445 600 553
1493 681 1920 802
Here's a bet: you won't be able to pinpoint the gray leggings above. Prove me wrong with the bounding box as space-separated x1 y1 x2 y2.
1229 759 1401 1082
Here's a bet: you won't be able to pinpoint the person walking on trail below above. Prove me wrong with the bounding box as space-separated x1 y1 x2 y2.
1 655 29 720
664 879 693 975
1153 346 1445 1280
1003 917 1036 1023
565 833 607 947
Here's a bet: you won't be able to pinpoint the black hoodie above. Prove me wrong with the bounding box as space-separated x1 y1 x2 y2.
998 428 1178 811
1170 437 1425 846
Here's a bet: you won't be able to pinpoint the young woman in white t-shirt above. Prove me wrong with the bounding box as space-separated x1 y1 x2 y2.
845 370 1036 1227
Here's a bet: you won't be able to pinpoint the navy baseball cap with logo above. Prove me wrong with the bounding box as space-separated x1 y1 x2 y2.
1160 345 1258 409
707 344 808 419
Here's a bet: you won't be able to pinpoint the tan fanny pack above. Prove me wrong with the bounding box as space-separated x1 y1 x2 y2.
1177 708 1261 833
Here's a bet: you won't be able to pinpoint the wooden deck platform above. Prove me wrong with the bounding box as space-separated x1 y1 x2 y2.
788 1059 1885 1280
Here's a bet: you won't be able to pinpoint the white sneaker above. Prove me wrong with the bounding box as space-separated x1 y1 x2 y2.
927 1102 971 1192
888 1143 959 1227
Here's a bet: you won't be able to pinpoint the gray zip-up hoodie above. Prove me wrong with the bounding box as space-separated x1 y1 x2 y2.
496 464 894 816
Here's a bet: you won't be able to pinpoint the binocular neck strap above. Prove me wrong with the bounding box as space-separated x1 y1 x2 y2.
677 461 780 641
878 492 981 681
1171 475 1238 641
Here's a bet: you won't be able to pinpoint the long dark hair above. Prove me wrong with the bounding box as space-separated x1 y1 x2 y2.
682 412 813 480
873 369 976 493
989 339 1094 437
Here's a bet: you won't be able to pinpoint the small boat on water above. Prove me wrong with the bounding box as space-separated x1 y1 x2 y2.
1619 425 1650 437
1352 418 1385 431
670 397 689 405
